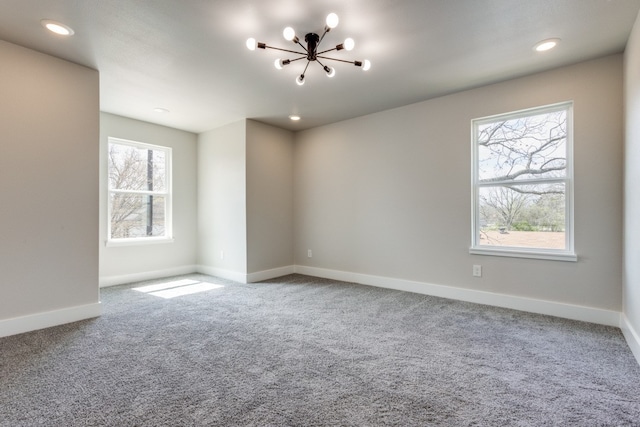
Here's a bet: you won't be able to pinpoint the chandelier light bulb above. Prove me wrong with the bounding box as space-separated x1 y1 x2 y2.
296 75 305 86
274 58 290 69
246 38 257 50
344 38 355 51
324 66 336 77
363 59 371 71
326 13 339 29
283 27 296 41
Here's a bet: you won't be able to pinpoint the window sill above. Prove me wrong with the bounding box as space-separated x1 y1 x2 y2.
469 247 577 262
106 237 174 247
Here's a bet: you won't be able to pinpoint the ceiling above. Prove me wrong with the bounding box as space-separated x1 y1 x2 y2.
1 0 639 133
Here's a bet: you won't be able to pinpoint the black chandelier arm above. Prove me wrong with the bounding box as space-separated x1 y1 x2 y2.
301 60 311 75
288 56 308 63
318 27 330 45
296 40 309 54
317 55 359 65
315 57 329 69
317 47 338 55
263 45 307 56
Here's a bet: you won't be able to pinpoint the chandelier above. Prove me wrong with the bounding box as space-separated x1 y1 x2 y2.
246 13 371 86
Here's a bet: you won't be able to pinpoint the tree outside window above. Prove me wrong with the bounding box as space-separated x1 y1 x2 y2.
108 138 172 242
471 102 575 260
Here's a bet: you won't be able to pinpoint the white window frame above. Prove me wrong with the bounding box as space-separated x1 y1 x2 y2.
470 102 576 262
107 137 173 247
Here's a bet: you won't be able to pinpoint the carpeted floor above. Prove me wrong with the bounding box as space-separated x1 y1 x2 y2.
1 274 639 426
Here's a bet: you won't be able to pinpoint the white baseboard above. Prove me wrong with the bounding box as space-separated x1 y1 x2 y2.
100 265 198 287
621 313 640 366
0 302 102 338
107 265 295 286
191 265 295 284
101 263 622 328
294 265 621 327
197 265 248 284
247 265 295 283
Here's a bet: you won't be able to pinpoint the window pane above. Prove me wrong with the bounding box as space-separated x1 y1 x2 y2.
151 150 166 191
108 144 166 191
110 194 165 239
477 110 567 182
478 183 565 249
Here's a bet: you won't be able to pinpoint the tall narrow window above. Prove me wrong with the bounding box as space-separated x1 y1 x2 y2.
471 102 575 261
107 138 172 244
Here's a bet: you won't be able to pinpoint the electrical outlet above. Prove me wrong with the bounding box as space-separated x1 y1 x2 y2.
473 265 482 277
308 249 312 258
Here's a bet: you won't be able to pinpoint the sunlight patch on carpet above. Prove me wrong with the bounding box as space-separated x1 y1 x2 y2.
133 279 224 299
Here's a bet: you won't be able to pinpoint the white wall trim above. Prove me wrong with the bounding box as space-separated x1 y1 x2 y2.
294 265 621 327
247 265 295 283
0 302 102 338
103 265 295 287
101 265 622 328
100 265 198 287
197 265 248 284
621 313 640 366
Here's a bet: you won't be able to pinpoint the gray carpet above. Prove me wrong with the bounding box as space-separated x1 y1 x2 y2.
1 274 639 426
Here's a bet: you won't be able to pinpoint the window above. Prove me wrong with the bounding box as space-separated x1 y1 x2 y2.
107 137 172 245
470 102 575 261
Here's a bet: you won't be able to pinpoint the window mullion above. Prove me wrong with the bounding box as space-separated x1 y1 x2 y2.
477 177 568 187
109 188 168 196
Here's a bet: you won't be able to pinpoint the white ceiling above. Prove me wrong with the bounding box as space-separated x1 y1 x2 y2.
1 0 639 133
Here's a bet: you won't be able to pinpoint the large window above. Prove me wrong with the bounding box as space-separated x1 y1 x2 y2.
470 102 575 261
107 137 172 244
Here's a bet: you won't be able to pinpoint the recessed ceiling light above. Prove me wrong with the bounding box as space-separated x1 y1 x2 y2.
534 38 560 52
154 108 170 113
41 19 74 36
289 115 301 121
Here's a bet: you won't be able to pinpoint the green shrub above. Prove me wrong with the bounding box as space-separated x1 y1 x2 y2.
512 221 534 231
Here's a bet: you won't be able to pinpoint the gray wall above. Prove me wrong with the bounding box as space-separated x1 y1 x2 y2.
99 113 198 285
197 119 294 281
0 41 99 321
246 120 294 274
294 55 623 311
624 12 640 355
197 120 248 276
